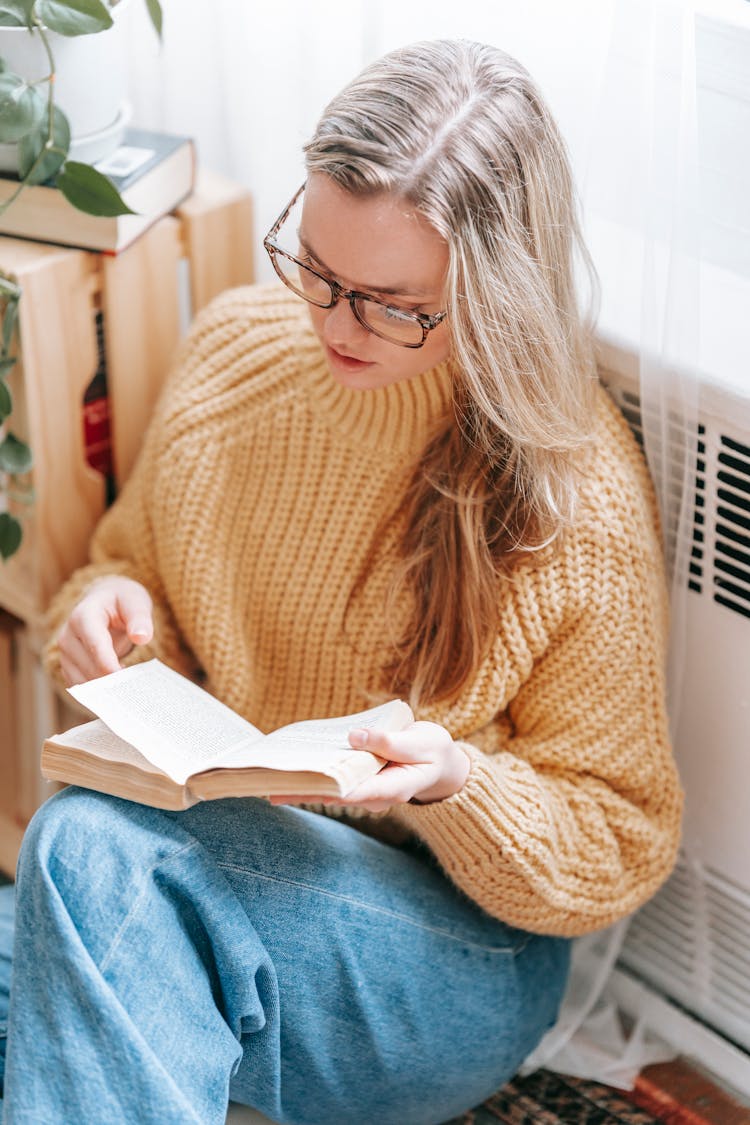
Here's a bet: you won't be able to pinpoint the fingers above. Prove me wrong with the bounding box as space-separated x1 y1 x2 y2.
60 606 121 685
340 762 432 809
269 725 466 810
345 722 469 805
115 582 153 645
59 624 119 686
268 762 434 812
348 721 452 764
57 576 153 686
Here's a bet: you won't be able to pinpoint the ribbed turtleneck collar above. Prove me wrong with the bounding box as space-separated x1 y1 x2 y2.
295 325 454 454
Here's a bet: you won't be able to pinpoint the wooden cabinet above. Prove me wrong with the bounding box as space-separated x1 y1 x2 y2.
0 170 255 876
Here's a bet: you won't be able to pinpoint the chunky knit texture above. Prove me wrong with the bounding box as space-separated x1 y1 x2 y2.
45 284 682 937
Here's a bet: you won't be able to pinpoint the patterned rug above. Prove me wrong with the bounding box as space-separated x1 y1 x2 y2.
451 1071 664 1125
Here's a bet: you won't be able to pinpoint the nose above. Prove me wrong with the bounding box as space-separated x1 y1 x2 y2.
322 296 369 352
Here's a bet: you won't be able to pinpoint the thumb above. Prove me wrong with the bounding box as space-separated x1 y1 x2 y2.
116 586 154 644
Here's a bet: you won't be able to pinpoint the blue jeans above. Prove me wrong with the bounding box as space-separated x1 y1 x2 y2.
0 788 569 1124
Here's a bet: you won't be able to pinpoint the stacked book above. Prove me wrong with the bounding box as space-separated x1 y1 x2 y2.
0 128 195 254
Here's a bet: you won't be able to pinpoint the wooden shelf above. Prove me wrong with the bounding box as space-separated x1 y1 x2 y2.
0 170 255 876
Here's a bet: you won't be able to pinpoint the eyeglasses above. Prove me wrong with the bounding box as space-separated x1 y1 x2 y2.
263 184 448 349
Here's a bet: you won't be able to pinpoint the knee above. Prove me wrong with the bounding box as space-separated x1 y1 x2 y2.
20 788 131 875
16 789 193 960
18 787 183 897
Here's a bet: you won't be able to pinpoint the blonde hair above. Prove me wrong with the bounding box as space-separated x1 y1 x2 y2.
304 39 598 705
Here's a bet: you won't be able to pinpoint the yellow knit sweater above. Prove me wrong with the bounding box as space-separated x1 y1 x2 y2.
45 284 682 938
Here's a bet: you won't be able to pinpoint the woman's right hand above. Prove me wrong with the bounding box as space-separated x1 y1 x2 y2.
56 575 154 687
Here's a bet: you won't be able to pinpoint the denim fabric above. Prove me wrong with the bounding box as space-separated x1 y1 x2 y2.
0 789 569 1125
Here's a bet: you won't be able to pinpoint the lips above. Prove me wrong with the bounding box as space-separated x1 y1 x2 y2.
326 344 373 370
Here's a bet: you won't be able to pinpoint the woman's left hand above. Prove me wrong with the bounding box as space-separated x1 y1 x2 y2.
269 721 471 811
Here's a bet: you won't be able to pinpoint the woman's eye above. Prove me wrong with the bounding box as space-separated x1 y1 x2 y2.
295 245 319 268
383 305 417 323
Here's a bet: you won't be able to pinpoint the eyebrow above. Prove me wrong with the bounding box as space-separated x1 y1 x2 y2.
296 231 435 299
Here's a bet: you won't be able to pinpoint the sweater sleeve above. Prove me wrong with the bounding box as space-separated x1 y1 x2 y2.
388 525 683 938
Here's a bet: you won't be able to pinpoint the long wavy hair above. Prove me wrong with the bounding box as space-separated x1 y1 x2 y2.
304 39 599 706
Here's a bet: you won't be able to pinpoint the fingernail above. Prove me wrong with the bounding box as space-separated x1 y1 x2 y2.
349 729 369 747
129 620 151 641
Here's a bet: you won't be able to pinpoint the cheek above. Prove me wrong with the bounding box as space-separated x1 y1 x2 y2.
386 342 450 385
420 325 452 369
307 304 326 340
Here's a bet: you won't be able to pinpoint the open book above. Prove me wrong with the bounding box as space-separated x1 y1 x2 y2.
41 659 413 810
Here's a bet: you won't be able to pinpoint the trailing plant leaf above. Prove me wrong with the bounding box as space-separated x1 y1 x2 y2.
0 1 34 28
18 105 71 183
0 72 46 143
0 431 32 473
35 0 113 36
56 160 134 215
144 0 161 39
0 275 21 299
1 300 18 354
0 511 22 560
0 378 11 420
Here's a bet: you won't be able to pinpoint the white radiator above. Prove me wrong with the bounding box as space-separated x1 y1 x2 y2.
599 356 750 1077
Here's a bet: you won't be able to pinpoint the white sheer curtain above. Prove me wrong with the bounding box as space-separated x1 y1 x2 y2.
122 0 740 1087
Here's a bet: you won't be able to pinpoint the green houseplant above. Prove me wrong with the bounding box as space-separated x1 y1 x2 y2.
0 0 162 560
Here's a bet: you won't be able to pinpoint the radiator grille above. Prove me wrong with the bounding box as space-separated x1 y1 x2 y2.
621 858 750 1050
690 428 706 595
714 434 750 619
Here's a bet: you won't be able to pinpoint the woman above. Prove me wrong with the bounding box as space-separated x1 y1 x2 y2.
0 39 682 1125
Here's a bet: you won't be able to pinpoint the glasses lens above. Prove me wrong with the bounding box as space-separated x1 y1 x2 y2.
356 298 424 346
272 250 333 308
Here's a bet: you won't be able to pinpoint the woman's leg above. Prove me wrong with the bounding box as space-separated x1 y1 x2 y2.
3 788 569 1125
214 804 569 1125
4 789 273 1125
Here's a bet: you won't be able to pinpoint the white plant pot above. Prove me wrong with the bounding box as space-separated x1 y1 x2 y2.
0 0 133 174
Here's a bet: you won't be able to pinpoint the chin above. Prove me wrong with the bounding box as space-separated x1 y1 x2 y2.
328 365 389 391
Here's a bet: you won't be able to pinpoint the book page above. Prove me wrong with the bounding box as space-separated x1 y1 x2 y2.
214 699 412 772
48 719 165 774
212 740 377 774
68 660 262 785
